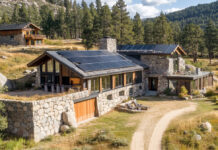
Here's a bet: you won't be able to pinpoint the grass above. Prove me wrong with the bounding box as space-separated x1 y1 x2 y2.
185 58 218 77
162 100 218 150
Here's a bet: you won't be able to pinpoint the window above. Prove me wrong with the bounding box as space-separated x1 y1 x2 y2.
107 94 113 100
135 71 142 84
10 35 14 40
91 78 100 92
102 76 111 91
119 90 125 96
115 74 124 88
47 60 53 72
42 64 46 72
55 61 60 73
126 72 133 85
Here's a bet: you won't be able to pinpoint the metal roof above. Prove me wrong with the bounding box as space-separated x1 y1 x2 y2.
0 22 40 31
117 44 180 55
28 50 143 79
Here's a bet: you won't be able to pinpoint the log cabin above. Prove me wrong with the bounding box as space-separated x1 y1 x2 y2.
0 22 45 46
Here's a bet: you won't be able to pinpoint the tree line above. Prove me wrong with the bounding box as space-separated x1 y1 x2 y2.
0 0 217 62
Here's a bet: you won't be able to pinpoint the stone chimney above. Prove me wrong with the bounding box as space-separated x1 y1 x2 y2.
99 37 117 53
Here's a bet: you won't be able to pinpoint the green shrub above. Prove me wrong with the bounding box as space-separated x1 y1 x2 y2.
5 138 25 150
0 102 7 131
205 90 215 97
164 88 172 95
41 136 53 142
179 86 188 98
0 85 8 94
193 90 200 96
111 138 128 148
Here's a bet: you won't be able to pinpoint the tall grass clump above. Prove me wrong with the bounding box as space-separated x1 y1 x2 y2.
179 86 188 98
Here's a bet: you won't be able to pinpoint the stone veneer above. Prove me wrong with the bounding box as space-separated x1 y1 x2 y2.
0 84 144 142
0 33 26 45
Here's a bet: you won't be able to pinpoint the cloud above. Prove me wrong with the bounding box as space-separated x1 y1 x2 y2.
164 7 183 13
142 0 176 6
127 4 160 19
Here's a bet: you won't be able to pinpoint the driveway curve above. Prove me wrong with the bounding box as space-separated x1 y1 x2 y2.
131 101 197 150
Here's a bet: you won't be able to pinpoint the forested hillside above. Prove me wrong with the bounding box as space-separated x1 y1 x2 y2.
166 1 218 28
0 0 217 61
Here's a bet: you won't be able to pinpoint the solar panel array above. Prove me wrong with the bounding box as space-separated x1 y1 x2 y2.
58 51 136 72
118 44 178 54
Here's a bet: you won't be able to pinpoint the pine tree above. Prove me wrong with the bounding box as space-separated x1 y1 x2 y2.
1 12 10 24
144 20 154 44
96 0 102 16
101 4 112 37
89 2 97 18
112 0 134 44
72 0 79 38
205 20 218 64
31 4 41 25
65 0 72 38
18 3 30 23
81 1 94 49
181 24 203 62
11 4 20 23
153 13 173 44
111 5 121 41
171 22 181 44
56 8 67 38
133 13 144 44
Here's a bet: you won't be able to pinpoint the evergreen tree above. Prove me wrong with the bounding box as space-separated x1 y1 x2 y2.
171 22 181 44
31 4 41 25
65 0 72 38
111 5 121 41
153 13 173 44
11 4 20 23
181 24 203 62
1 12 10 24
205 20 218 64
112 0 134 44
89 2 97 18
18 3 30 23
96 0 102 16
133 13 144 44
56 8 67 38
144 20 154 44
101 4 112 37
81 1 94 49
72 0 79 38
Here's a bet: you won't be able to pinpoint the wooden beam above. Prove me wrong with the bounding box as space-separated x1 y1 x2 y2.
52 59 55 84
133 72 136 84
112 75 116 89
123 73 126 86
59 64 62 85
99 77 102 92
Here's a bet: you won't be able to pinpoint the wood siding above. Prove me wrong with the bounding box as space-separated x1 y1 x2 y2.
74 98 96 122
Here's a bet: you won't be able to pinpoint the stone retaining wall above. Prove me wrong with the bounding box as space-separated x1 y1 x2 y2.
97 83 144 115
0 34 25 45
0 90 89 142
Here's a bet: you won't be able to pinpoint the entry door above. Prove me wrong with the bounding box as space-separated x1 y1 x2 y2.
74 98 96 122
148 77 158 91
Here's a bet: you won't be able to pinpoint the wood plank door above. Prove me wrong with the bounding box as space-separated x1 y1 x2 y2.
74 98 96 122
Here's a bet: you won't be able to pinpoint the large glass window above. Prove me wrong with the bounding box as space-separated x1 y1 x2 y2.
135 71 142 84
47 59 53 72
102 76 111 91
55 61 60 73
115 74 124 88
42 64 46 72
91 78 100 92
126 72 133 85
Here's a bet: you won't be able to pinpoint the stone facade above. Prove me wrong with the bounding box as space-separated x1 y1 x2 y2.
0 83 144 142
99 37 117 53
0 33 26 45
178 57 186 73
140 55 174 75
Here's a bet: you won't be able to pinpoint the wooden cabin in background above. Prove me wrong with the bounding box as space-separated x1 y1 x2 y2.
0 23 45 46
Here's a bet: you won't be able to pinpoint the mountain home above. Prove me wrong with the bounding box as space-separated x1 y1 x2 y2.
0 23 45 46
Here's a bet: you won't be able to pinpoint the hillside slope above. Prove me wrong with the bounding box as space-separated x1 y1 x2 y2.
0 0 60 17
166 1 218 28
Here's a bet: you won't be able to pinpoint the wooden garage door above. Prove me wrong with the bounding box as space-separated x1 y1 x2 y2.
74 98 96 122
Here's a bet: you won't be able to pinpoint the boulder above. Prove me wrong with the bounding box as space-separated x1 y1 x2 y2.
0 56 7 59
60 125 70 132
0 73 13 90
193 134 201 141
23 70 31 74
62 111 77 128
200 122 212 132
185 64 196 73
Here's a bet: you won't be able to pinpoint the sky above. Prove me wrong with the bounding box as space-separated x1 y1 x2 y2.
76 0 217 19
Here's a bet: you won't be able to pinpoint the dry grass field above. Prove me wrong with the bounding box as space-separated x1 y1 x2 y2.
0 39 98 80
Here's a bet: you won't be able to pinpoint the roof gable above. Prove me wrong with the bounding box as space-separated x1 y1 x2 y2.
118 44 187 55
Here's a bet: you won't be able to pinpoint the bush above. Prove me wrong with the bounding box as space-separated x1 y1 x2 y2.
111 138 128 148
0 85 8 94
0 102 7 131
193 90 200 96
164 88 172 95
179 86 188 98
205 90 215 97
5 138 25 150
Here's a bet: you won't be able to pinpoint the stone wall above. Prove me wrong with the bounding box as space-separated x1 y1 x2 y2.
97 83 144 115
141 55 174 75
0 33 26 45
178 57 186 73
0 90 89 142
99 37 117 53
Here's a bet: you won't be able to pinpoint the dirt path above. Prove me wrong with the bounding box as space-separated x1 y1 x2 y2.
131 100 196 150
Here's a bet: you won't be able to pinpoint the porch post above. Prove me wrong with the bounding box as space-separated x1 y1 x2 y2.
99 77 102 92
123 73 127 87
112 75 116 89
133 72 136 84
